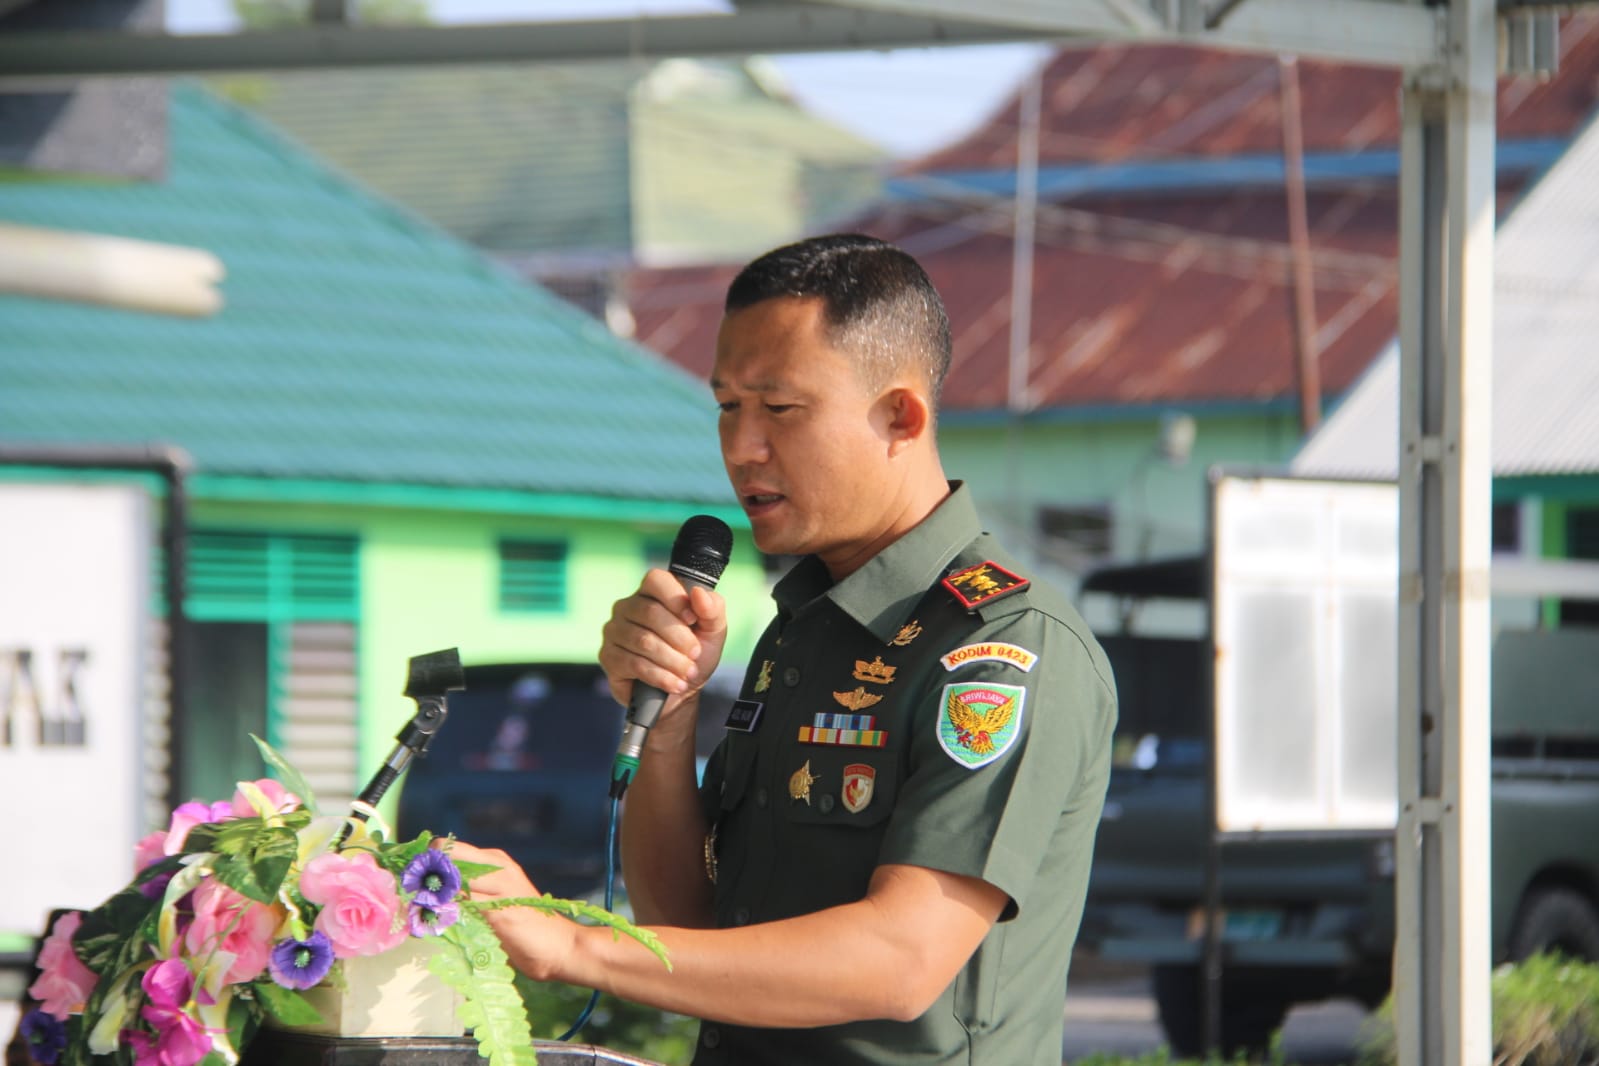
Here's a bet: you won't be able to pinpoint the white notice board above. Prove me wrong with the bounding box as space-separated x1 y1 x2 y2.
1213 475 1399 833
0 482 150 936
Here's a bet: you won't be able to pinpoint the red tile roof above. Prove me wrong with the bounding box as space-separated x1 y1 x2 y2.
623 16 1599 416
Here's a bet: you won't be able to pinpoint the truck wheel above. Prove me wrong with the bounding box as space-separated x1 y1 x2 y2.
1507 887 1599 962
1151 964 1291 1059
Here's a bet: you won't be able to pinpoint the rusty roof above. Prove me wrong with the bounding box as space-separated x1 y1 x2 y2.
623 17 1599 417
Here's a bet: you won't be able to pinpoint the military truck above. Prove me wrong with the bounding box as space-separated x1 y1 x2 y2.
1074 474 1599 1056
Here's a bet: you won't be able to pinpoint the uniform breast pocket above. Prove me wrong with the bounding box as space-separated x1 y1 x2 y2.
781 747 899 829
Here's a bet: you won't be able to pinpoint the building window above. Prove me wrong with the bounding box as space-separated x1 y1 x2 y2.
1037 505 1114 570
1561 508 1599 627
1492 501 1521 554
499 539 569 612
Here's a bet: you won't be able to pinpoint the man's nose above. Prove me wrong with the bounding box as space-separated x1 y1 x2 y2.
721 412 770 465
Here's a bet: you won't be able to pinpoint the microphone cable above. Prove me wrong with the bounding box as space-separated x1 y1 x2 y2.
555 793 620 1043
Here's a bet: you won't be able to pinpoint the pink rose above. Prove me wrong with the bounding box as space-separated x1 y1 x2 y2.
230 778 300 818
28 912 97 1019
134 832 167 873
299 851 407 958
163 801 233 856
182 881 280 985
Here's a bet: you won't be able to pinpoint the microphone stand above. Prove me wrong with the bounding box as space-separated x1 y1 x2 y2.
336 647 464 845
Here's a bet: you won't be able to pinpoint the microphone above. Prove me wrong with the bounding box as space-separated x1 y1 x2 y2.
610 515 733 798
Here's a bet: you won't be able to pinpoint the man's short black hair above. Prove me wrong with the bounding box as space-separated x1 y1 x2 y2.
725 234 952 407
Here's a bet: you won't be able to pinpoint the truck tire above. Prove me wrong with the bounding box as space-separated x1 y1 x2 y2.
1151 964 1291 1058
1507 886 1599 962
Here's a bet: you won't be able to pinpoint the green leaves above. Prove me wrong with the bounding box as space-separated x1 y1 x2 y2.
207 824 300 905
255 983 327 1028
251 733 319 816
430 910 540 1066
468 896 672 972
75 887 162 977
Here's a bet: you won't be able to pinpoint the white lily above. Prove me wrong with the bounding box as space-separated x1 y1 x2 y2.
158 855 217 956
86 967 142 1054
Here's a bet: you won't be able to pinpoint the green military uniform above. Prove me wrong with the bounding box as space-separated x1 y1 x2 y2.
695 482 1118 1066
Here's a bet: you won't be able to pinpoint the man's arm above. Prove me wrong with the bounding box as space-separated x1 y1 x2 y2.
450 844 1008 1028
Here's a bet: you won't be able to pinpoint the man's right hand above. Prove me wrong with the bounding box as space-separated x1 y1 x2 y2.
598 569 728 743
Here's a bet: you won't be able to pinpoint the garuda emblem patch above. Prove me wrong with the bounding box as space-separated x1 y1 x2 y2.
937 682 1025 769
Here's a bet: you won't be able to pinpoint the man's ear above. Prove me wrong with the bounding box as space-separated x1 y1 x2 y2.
881 386 932 457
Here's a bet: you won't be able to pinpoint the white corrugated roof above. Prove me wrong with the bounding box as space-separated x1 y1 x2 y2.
1294 114 1599 479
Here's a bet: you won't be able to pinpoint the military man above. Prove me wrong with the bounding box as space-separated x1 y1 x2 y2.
450 234 1117 1065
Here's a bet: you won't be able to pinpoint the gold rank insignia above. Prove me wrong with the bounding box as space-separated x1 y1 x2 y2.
891 619 923 646
789 759 820 805
833 686 883 712
852 656 897 685
942 560 1030 610
754 659 773 694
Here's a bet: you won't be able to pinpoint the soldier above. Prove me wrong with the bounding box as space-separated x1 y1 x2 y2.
450 234 1118 1065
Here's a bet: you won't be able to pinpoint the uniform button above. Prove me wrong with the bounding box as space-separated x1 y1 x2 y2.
702 1026 721 1049
818 793 835 814
783 666 801 687
733 907 751 926
755 787 769 808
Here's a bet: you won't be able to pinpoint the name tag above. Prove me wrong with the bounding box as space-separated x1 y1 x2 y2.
725 699 764 733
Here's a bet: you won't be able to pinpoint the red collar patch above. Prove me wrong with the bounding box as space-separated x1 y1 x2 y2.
941 560 1029 610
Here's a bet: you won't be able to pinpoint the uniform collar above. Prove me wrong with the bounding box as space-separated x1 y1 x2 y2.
772 482 980 643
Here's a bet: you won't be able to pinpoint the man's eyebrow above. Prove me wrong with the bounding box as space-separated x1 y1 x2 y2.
710 376 785 393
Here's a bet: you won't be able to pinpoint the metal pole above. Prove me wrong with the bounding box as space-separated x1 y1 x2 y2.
1005 63 1042 537
1394 0 1495 1058
1278 54 1321 435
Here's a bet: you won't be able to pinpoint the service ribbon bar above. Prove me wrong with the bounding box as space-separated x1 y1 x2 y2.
798 725 888 748
813 712 877 731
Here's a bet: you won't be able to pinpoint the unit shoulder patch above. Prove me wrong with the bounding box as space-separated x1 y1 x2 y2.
937 681 1026 769
941 560 1029 610
939 641 1038 672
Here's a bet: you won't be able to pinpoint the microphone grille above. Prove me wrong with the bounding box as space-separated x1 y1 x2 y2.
670 514 733 588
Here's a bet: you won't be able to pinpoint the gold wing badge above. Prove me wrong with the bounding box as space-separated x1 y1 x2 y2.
938 682 1026 768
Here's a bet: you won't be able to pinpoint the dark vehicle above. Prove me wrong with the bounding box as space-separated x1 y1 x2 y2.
1078 550 1599 1057
396 662 740 901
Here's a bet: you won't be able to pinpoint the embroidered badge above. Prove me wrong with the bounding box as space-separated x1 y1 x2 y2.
832 686 883 712
799 713 886 747
939 642 1038 672
942 561 1030 610
842 763 876 814
853 656 897 685
788 759 820 805
754 659 773 694
938 682 1025 769
724 699 763 733
891 619 923 646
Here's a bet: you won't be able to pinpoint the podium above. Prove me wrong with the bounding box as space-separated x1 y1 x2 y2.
241 1031 665 1066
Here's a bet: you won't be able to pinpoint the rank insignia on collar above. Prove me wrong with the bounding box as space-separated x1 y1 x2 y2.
789 759 820 805
890 619 922 646
842 763 876 814
754 659 773 694
833 686 883 712
942 561 1029 610
853 656 897 685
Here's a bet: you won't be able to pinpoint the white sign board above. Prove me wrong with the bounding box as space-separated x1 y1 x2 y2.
1213 475 1399 833
1 482 150 936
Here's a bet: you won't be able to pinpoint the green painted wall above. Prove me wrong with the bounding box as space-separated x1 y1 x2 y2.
938 411 1306 568
189 495 766 800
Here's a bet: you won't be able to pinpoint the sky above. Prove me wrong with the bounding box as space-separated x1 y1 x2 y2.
163 0 1049 158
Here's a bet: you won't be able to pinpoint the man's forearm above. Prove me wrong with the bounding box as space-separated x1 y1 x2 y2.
619 700 715 927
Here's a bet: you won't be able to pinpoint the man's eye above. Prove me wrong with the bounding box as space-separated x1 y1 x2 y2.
717 401 738 413
765 403 796 414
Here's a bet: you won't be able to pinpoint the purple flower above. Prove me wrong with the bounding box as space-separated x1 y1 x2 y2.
402 850 461 908
138 869 176 901
20 1009 66 1065
268 931 335 991
408 901 459 937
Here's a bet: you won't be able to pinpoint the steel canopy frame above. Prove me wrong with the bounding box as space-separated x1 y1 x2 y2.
0 1 1495 1062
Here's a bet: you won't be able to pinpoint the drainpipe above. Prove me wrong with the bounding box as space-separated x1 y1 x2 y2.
0 442 193 816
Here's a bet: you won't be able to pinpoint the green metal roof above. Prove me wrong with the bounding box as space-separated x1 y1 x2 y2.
0 83 734 505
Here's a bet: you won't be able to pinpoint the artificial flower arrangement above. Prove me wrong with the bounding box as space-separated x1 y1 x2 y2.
18 737 665 1066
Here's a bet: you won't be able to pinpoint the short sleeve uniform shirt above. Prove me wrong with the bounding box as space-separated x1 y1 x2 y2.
694 483 1118 1066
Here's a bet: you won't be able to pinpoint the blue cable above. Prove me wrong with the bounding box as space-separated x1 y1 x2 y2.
556 794 620 1042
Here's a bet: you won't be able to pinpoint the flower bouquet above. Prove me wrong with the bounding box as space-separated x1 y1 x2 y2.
18 737 665 1066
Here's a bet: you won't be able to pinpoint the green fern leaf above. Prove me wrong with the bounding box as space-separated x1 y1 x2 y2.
468 896 672 972
431 911 539 1066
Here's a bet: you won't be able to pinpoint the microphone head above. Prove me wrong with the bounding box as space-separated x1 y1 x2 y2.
669 514 733 589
